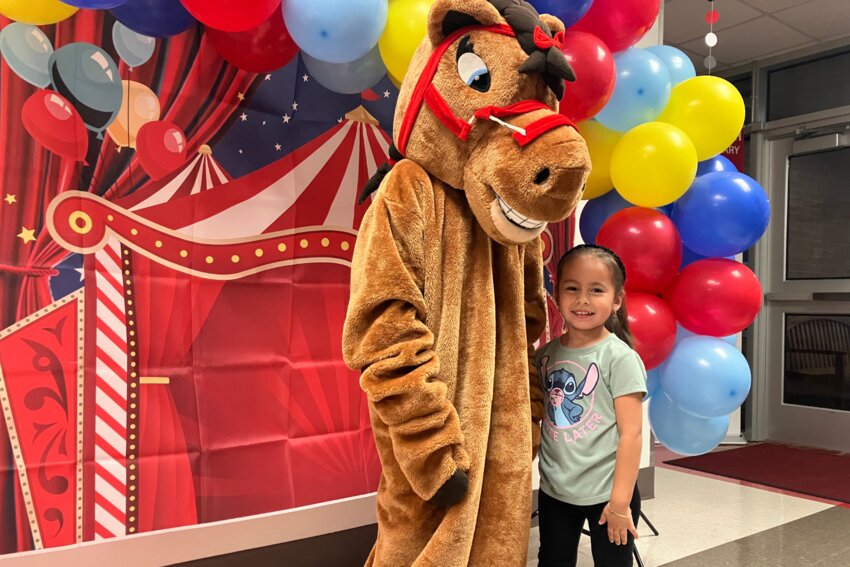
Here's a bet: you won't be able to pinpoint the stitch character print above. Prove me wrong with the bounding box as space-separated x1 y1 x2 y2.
538 355 599 428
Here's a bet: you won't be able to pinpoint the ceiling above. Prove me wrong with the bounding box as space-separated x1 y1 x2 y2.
663 0 850 73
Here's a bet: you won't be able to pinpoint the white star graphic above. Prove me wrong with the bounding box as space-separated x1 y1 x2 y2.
302 74 309 82
239 149 243 154
337 117 343 123
265 74 272 81
240 113 247 122
292 101 299 111
262 120 266 126
275 143 282 151
282 114 291 124
75 267 85 282
383 90 391 98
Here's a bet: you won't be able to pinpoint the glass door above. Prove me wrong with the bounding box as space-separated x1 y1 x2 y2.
753 123 850 452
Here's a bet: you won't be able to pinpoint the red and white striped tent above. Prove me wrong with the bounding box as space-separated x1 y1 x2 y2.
117 144 232 213
38 105 392 544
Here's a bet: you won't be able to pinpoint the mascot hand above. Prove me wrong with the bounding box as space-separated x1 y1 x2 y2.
428 469 469 508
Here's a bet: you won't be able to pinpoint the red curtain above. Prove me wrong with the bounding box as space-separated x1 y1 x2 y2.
0 11 257 552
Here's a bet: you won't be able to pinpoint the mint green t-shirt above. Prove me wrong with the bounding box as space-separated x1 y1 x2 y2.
535 333 647 506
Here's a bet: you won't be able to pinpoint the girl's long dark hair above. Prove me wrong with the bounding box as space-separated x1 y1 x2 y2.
556 244 635 348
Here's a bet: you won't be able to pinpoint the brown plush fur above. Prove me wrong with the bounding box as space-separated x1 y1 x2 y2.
343 0 590 564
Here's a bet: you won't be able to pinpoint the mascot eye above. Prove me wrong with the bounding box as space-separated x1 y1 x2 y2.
458 52 490 91
564 378 576 395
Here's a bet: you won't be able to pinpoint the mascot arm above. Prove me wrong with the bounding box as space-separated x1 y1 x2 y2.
343 164 469 504
524 237 547 461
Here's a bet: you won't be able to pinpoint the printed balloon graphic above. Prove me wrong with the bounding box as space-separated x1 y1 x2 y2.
49 42 123 137
106 80 161 149
22 90 89 161
0 22 54 88
136 120 188 179
112 21 156 68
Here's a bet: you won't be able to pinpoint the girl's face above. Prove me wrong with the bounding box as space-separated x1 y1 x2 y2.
556 254 622 334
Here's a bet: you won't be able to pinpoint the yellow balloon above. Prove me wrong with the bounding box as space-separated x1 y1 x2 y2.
578 120 622 200
658 76 745 161
106 80 161 149
610 122 697 208
0 0 77 25
379 0 433 84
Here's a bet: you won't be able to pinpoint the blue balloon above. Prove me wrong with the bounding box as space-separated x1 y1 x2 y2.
675 324 736 347
672 171 770 257
644 366 662 400
0 23 53 88
646 45 695 87
112 22 155 68
657 203 674 217
110 0 195 38
49 43 122 135
680 245 735 269
528 0 594 28
579 190 630 243
696 154 736 176
650 392 729 456
302 45 386 95
64 0 127 7
595 48 671 132
284 0 388 64
660 337 751 418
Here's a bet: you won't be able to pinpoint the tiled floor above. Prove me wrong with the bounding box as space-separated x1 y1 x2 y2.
526 445 850 566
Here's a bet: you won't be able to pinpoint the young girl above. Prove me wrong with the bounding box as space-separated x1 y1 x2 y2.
536 244 647 567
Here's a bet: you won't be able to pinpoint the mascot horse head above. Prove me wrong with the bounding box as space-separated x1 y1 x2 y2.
363 0 591 245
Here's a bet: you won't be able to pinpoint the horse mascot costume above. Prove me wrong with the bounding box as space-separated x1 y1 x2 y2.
343 0 590 564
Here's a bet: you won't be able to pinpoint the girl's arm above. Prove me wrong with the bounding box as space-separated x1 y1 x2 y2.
599 392 643 544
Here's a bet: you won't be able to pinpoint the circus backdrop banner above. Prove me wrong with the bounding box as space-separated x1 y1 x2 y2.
0 11 571 555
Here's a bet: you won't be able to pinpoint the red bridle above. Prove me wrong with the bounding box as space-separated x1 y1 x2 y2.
395 24 576 159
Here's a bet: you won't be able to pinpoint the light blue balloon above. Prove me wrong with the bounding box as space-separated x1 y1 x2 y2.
649 392 729 456
672 171 771 258
675 324 736 347
302 45 386 95
646 45 695 87
595 48 671 133
644 366 662 400
112 22 155 68
696 154 736 176
284 0 388 64
0 23 54 88
660 336 751 418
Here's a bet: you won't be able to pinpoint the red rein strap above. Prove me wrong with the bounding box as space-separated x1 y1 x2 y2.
512 113 576 147
396 24 515 155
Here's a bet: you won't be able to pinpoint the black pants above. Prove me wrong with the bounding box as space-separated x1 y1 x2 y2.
537 486 641 567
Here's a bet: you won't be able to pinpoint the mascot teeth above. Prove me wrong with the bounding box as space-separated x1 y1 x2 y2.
497 196 544 230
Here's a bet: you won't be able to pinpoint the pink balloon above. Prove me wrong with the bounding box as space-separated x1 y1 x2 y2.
667 259 763 337
596 207 682 294
626 292 676 370
558 31 615 123
571 0 661 53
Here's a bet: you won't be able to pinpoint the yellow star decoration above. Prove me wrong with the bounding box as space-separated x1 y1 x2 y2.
17 227 36 244
4 194 15 205
237 92 245 101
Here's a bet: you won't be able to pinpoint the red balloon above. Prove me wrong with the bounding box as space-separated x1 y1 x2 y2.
136 120 188 180
668 259 763 337
558 31 615 123
21 90 88 162
596 207 683 294
571 0 661 53
626 292 676 370
180 0 280 32
206 9 298 72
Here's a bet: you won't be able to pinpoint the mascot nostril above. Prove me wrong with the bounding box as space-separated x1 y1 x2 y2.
343 0 590 565
534 167 551 185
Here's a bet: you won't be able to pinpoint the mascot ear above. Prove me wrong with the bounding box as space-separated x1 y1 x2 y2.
427 0 503 46
537 13 565 35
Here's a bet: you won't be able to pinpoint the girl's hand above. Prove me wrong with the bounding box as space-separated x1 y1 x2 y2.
598 503 638 545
